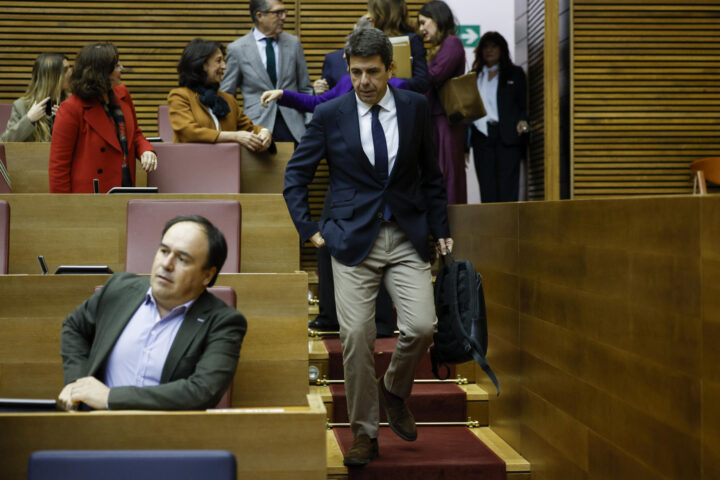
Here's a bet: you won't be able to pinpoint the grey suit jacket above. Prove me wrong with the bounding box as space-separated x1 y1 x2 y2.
220 29 313 143
0 98 39 142
60 272 247 410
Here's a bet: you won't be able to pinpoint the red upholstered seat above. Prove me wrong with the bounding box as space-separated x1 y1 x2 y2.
124 199 241 274
147 143 243 193
157 104 172 143
0 200 9 273
0 102 12 133
0 144 10 193
691 156 720 194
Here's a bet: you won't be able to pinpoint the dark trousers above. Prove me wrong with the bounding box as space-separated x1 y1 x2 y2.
272 110 297 144
470 124 522 203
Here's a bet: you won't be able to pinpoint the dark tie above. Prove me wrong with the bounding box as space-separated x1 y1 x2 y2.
371 104 392 220
264 37 277 87
371 104 388 182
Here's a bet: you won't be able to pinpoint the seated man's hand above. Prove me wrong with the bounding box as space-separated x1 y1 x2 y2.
57 376 110 411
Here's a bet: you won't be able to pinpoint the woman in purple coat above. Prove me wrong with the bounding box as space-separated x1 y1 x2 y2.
418 0 467 204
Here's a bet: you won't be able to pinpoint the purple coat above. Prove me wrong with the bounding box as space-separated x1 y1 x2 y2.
278 75 409 113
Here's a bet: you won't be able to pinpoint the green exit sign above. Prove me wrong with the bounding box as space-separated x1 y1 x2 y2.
457 25 480 48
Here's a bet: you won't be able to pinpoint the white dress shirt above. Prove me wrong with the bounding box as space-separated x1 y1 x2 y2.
253 28 280 82
356 87 399 175
473 64 500 136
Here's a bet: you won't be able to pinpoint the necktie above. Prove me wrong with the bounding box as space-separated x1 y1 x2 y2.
264 38 277 87
371 104 392 220
371 104 388 182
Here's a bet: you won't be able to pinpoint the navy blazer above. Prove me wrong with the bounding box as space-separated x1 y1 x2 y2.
321 49 347 89
283 87 450 266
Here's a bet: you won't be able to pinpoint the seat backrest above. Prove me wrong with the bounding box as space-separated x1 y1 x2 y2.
28 450 236 480
0 200 9 273
94 284 236 308
157 104 172 143
0 102 12 133
125 200 241 274
692 156 720 185
0 144 10 194
147 143 242 193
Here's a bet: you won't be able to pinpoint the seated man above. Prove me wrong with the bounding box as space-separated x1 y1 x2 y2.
57 215 246 411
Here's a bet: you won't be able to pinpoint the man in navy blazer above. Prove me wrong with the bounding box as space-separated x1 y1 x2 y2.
284 28 452 467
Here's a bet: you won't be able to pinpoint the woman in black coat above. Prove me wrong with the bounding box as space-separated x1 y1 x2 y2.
470 31 529 203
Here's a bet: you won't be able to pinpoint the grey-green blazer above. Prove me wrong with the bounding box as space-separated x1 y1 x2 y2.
0 98 41 142
60 272 247 410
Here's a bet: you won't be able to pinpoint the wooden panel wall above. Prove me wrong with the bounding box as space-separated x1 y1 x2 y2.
571 1 720 197
449 195 718 480
0 0 425 136
0 0 425 273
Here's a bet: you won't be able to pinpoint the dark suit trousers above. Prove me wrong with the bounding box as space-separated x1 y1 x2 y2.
272 110 297 144
471 124 522 203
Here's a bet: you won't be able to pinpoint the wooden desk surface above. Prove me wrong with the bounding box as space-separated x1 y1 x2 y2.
0 273 309 408
0 193 299 274
3 141 294 194
0 395 327 480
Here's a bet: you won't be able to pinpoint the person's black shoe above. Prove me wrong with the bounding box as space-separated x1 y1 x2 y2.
308 316 339 331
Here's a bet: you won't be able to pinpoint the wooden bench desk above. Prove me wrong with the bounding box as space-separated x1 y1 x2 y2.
2 141 293 194
0 193 299 274
0 395 326 480
0 273 309 407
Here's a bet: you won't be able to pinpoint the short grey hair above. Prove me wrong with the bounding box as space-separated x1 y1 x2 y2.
249 0 271 25
344 28 393 69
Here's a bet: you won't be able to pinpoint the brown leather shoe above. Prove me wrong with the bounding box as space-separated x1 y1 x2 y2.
378 375 417 441
343 434 379 467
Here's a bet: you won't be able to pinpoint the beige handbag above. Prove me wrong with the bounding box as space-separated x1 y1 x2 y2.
439 72 486 124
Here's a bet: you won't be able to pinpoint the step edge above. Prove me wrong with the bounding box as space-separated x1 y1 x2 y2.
472 427 531 472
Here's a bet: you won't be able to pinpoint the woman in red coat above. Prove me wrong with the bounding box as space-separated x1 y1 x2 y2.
49 42 157 193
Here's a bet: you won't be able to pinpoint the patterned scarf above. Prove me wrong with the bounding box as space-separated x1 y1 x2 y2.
195 83 230 119
102 90 131 187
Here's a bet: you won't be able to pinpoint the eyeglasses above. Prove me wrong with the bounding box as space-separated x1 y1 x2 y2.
264 8 287 17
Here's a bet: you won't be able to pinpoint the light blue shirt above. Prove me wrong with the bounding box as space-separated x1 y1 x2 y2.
104 288 195 389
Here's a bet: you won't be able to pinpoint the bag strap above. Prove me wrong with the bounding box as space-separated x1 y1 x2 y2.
468 345 500 396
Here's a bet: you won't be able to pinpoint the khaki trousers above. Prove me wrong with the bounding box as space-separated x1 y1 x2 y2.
331 221 436 438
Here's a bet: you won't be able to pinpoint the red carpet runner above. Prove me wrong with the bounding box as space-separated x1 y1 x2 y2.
323 337 455 380
335 427 506 480
330 383 466 423
324 336 506 479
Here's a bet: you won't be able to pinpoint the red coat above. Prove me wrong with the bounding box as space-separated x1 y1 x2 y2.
49 84 154 193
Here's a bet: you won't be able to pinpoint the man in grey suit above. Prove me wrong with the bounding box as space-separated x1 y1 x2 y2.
56 215 246 411
220 0 313 143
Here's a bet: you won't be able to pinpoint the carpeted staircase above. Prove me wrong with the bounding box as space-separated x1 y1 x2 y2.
309 330 531 480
